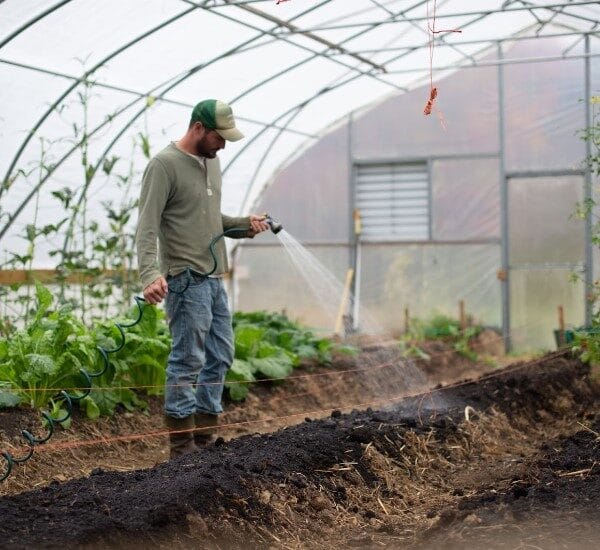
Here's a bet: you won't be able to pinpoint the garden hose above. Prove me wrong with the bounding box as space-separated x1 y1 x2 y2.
0 218 282 482
0 296 146 483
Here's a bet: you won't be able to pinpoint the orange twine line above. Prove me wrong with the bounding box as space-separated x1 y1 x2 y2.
14 348 568 456
3 360 398 393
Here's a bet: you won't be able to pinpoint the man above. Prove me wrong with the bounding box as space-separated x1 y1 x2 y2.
136 99 270 458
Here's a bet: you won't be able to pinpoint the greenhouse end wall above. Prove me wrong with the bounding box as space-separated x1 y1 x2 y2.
235 36 595 352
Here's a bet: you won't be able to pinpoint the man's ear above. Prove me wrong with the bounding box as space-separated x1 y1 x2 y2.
190 121 204 134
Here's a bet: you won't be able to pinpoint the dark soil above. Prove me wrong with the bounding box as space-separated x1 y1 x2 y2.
0 350 597 549
0 407 39 439
417 416 600 550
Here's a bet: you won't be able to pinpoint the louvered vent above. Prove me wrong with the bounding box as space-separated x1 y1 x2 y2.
356 163 429 241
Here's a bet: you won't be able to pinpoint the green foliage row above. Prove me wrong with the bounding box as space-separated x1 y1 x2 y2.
227 311 354 401
402 313 483 361
0 282 171 421
0 283 352 420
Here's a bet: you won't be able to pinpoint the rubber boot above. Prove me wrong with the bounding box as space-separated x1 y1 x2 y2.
164 415 197 459
193 412 218 448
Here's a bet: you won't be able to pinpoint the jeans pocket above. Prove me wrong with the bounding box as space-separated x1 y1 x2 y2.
187 270 208 288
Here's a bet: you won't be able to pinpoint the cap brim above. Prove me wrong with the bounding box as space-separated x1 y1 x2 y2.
216 127 244 142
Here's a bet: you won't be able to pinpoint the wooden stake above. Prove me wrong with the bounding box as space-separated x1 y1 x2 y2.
334 268 354 336
459 300 466 331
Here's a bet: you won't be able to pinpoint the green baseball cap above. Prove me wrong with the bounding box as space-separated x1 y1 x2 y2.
191 99 244 142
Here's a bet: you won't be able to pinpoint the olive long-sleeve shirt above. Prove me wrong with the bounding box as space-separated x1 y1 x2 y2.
136 142 251 289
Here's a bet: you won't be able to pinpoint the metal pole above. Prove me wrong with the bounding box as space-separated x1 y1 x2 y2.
498 42 511 353
427 158 433 240
348 110 354 262
584 34 593 326
347 112 361 332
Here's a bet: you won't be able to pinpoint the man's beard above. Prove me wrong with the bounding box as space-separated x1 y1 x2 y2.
195 138 218 158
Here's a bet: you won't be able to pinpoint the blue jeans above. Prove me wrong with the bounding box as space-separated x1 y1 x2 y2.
164 271 234 419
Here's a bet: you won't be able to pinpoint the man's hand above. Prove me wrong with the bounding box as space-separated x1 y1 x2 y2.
143 276 168 305
247 214 270 237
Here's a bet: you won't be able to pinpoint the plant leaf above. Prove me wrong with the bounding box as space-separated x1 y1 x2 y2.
0 391 21 408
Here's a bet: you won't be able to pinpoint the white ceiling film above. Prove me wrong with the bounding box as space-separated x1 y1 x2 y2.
0 0 598 265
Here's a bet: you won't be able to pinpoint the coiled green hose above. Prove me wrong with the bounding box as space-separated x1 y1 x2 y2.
0 226 248 482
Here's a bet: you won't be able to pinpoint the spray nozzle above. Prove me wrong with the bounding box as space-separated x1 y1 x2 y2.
264 213 283 234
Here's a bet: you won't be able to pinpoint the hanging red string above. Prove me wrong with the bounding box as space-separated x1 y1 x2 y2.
424 0 462 124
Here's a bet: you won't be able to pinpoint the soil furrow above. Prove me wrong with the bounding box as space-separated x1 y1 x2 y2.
0 352 597 549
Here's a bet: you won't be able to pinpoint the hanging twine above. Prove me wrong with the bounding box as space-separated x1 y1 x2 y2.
424 0 462 122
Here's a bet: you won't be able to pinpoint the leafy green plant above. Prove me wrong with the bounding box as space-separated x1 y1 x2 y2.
404 313 482 361
0 282 97 410
397 341 431 361
89 303 170 415
0 284 355 413
0 283 166 418
571 318 600 365
226 310 356 401
571 97 600 362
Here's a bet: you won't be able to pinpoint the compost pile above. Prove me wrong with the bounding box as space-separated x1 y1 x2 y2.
0 351 598 549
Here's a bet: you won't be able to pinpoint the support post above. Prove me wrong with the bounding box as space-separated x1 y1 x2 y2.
459 300 467 331
498 42 511 353
584 34 593 327
352 208 362 332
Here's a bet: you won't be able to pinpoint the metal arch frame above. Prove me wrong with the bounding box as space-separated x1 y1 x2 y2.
179 0 404 89
226 0 443 107
0 0 325 201
0 4 200 201
0 0 74 50
0 0 405 234
0 0 598 238
9 0 469 248
228 1 387 72
234 25 600 216
0 57 316 138
55 0 339 252
40 0 459 246
222 0 452 212
0 0 342 240
228 19 595 256
227 4 501 214
67 0 418 213
223 0 441 148
272 2 600 33
68 0 447 258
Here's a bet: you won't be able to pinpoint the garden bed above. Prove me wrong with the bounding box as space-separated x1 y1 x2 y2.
0 339 494 495
0 349 597 549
